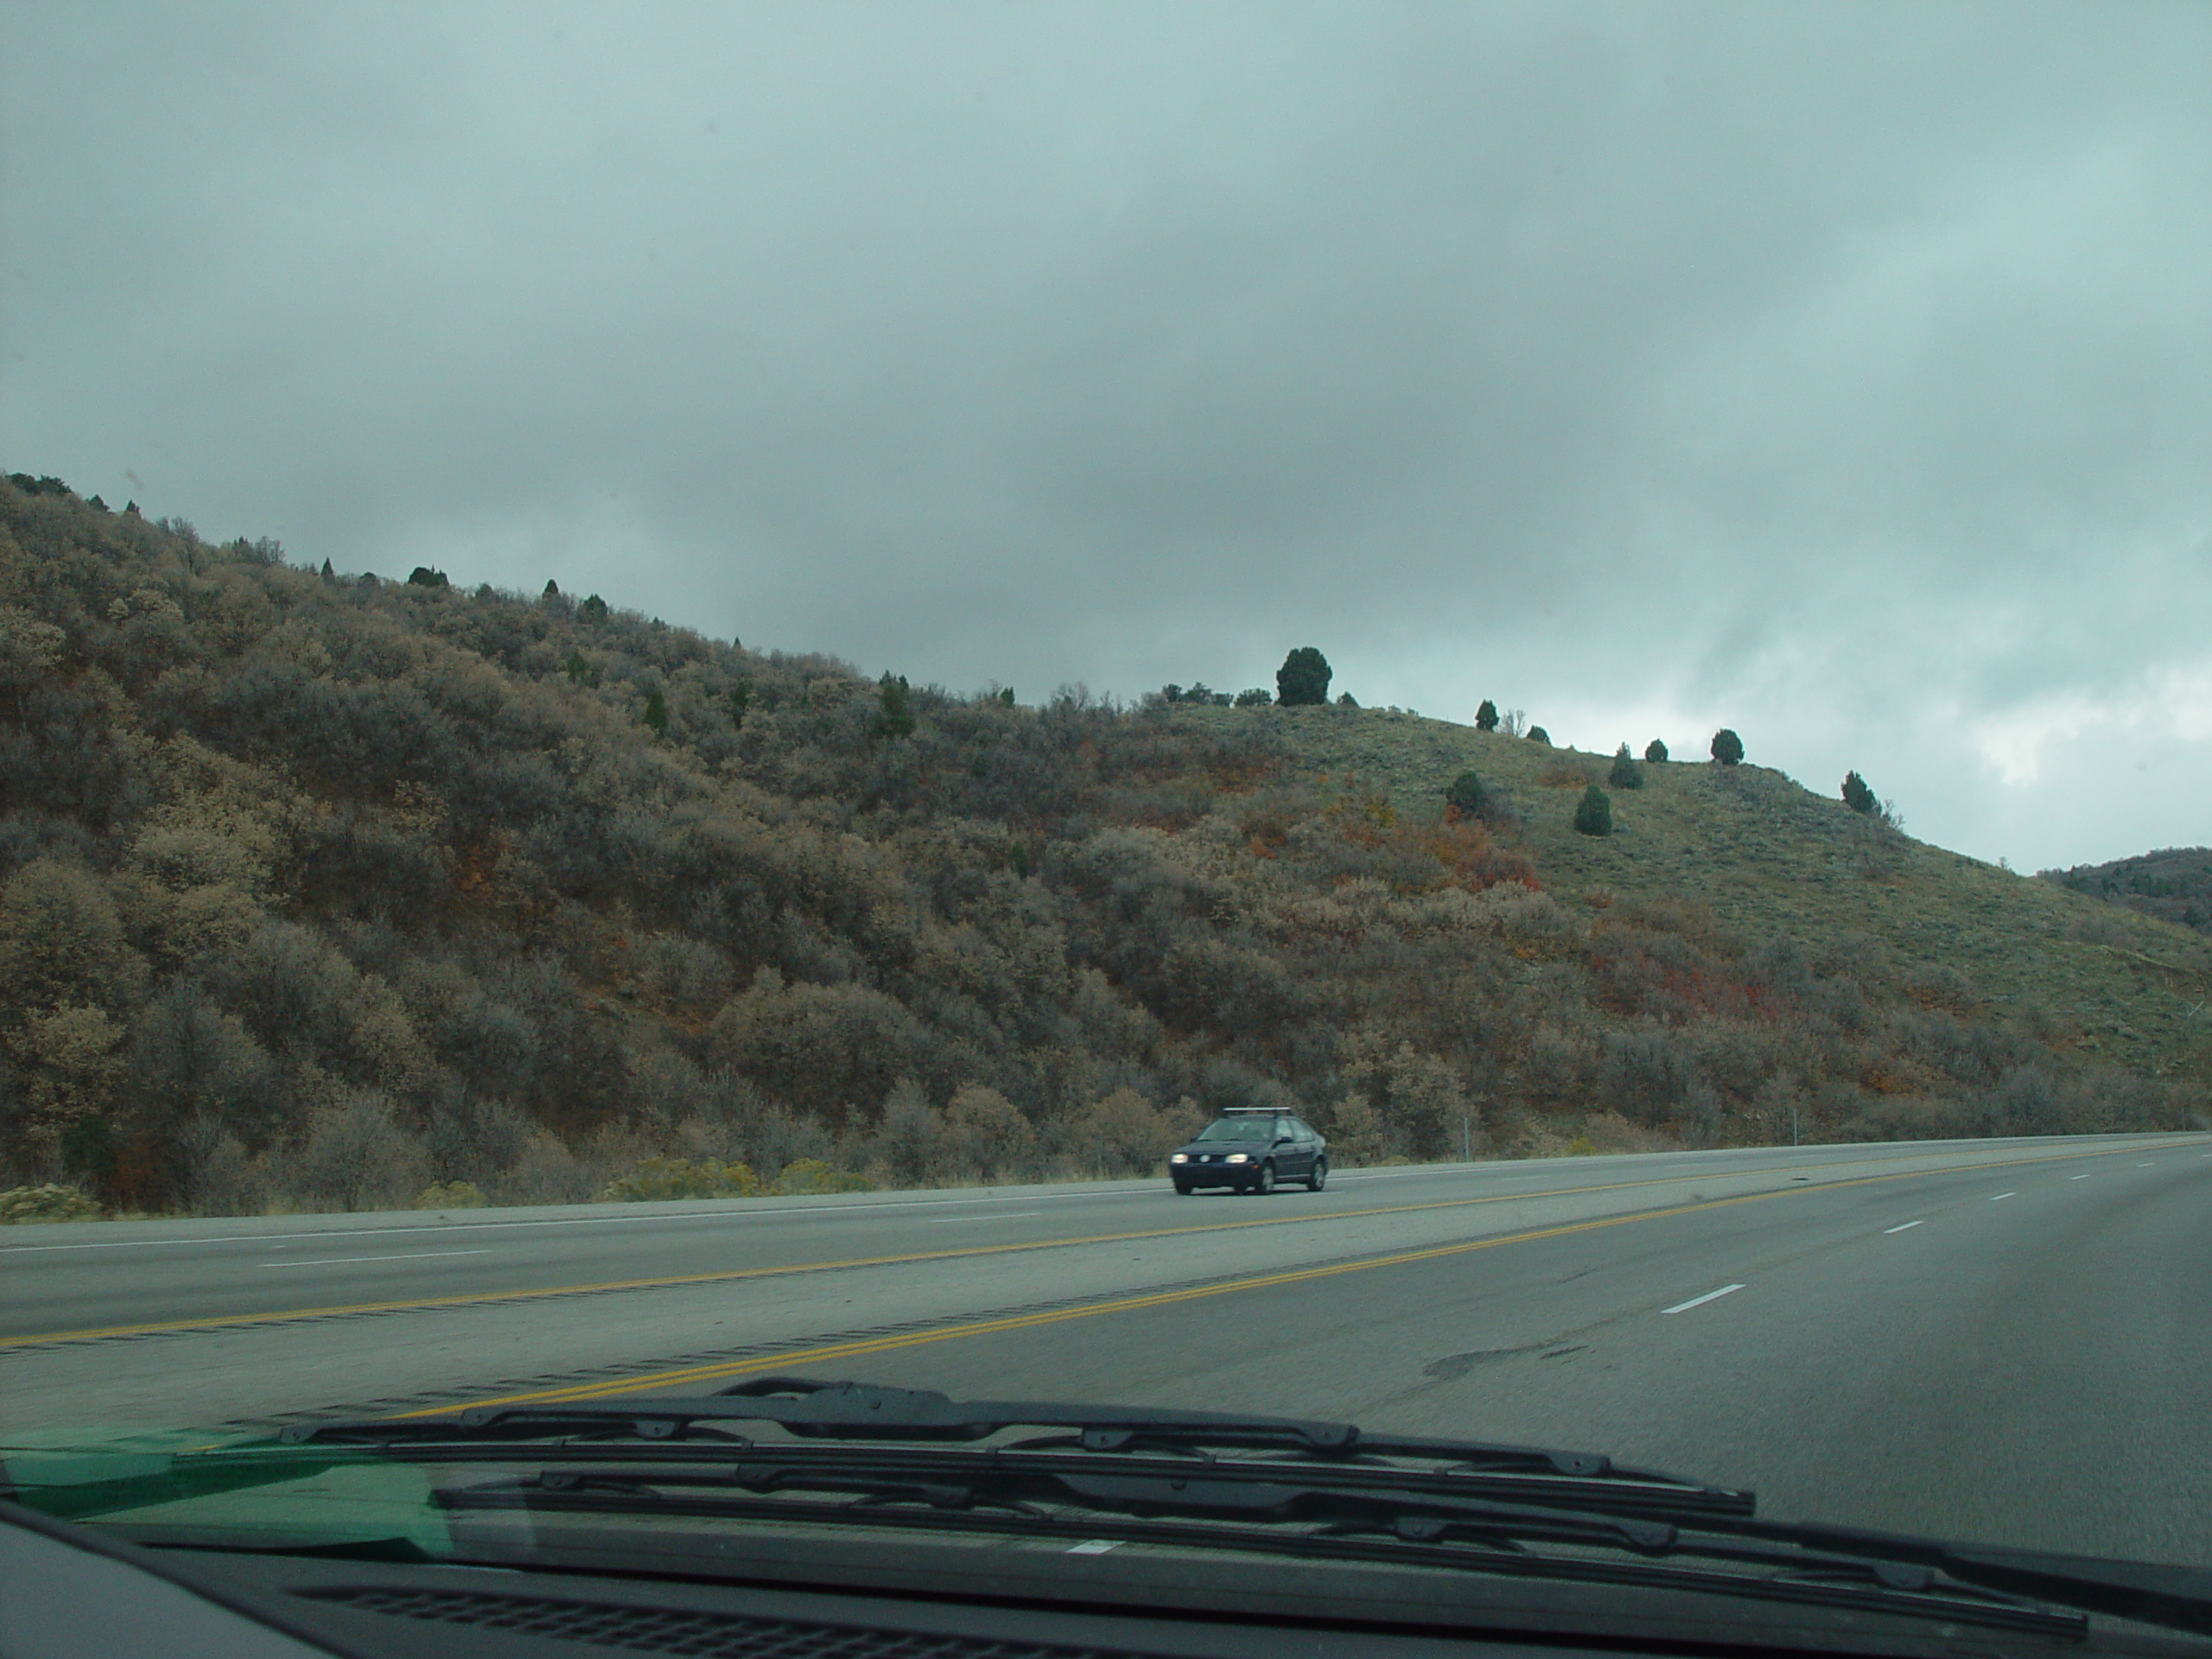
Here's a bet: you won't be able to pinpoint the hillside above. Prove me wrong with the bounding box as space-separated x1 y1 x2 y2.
2041 847 2212 937
2 474 2205 1217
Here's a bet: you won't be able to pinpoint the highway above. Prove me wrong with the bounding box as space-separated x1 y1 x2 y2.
3 1132 2207 1568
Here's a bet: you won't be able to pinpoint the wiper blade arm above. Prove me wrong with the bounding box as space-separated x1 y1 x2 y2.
1758 1521 2212 1640
435 1468 2084 1639
287 1376 1743 1514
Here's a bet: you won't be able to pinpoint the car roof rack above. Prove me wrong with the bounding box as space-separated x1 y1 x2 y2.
1216 1106 1282 1116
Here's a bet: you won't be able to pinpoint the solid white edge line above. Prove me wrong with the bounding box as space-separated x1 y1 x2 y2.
925 1212 1045 1224
259 1250 492 1268
1884 1221 1923 1233
1662 1283 1745 1315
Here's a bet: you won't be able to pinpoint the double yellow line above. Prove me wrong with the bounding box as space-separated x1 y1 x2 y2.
399 1141 2179 1415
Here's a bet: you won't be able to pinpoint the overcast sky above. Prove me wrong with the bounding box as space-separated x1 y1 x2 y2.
4 3 2206 870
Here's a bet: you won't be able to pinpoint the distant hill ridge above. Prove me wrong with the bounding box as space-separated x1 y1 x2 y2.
0 475 2203 1220
2042 848 2212 936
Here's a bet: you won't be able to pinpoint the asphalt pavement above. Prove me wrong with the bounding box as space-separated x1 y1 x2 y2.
3 1133 2205 1566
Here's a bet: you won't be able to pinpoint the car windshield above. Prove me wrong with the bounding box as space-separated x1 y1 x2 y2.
1196 1119 1274 1142
3 5 2209 1651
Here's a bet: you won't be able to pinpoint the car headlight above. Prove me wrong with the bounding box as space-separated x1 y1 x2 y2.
1225 1153 1249 1164
1169 1153 1187 1164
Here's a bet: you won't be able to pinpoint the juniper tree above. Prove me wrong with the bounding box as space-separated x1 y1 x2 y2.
1644 738 1668 763
1842 771 1878 815
1445 771 1488 818
878 673 915 739
1275 647 1332 706
1475 699 1500 732
1711 728 1744 766
1609 744 1644 789
1574 785 1614 836
643 688 669 737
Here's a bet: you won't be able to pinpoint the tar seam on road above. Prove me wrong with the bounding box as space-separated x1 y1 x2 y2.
9 1140 2192 1354
1662 1284 1745 1315
402 1148 2181 1416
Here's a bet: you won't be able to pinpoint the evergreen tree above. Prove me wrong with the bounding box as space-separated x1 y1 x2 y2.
1573 785 1614 836
1475 698 1499 732
1275 646 1332 706
1609 743 1644 789
643 688 669 737
1337 691 1358 707
1445 771 1488 819
1000 687 1015 707
878 673 915 739
320 558 334 578
1234 687 1272 707
1842 770 1878 815
542 578 560 597
406 565 449 589
728 679 753 728
564 650 590 686
579 594 608 621
1711 728 1745 766
1644 738 1668 764
1527 726 1551 746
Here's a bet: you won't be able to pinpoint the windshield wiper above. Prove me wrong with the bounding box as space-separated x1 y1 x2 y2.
285 1375 1749 1520
271 1376 2212 1640
427 1452 2090 1639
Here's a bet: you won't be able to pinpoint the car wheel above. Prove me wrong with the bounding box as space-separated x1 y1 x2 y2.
1306 1157 1327 1192
1252 1161 1275 1196
1173 1179 1193 1196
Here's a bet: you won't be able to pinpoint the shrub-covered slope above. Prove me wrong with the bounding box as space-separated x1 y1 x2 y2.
2042 848 2212 937
1 477 2203 1215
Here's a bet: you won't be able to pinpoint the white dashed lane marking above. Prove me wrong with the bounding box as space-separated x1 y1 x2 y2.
1662 1283 1745 1315
1991 1192 2017 1201
1884 1221 1924 1234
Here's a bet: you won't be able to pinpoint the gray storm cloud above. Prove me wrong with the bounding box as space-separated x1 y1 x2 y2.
3 1 2206 868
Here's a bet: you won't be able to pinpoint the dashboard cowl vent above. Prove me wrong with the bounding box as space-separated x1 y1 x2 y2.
305 1585 1159 1659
